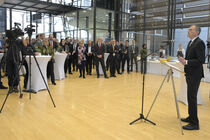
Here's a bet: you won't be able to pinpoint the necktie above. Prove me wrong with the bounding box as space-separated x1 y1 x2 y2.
50 41 53 47
185 40 192 57
99 44 101 54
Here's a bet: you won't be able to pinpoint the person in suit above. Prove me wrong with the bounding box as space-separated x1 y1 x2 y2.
178 25 205 130
130 40 139 72
108 40 118 77
65 37 73 75
115 41 122 74
94 38 108 78
122 40 130 73
48 34 58 51
140 44 148 74
85 40 94 75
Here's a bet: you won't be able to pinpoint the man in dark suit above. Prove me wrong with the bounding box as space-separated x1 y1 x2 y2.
65 37 73 74
85 40 94 75
179 25 206 130
48 34 58 50
130 40 139 72
108 40 117 77
122 40 130 73
94 38 108 78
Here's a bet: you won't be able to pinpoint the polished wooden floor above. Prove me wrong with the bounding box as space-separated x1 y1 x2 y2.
0 71 210 140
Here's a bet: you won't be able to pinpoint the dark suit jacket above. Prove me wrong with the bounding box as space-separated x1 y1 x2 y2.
49 40 58 50
184 37 205 79
108 44 118 55
85 44 94 55
94 43 105 58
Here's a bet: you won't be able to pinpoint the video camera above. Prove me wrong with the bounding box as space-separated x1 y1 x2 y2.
6 22 24 41
24 25 35 37
6 23 36 41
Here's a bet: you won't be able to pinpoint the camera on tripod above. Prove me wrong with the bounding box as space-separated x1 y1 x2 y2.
6 22 24 41
24 25 35 37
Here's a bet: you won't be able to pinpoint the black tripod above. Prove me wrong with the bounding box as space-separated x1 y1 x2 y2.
129 48 162 125
0 45 56 113
129 57 156 125
0 26 56 113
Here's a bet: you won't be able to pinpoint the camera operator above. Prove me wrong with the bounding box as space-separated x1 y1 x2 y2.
6 35 27 93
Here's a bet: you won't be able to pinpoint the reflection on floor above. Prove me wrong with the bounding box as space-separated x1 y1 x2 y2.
0 71 210 140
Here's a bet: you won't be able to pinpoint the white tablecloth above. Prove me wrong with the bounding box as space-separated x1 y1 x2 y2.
147 60 203 105
54 53 67 80
99 53 109 75
176 62 202 105
147 60 180 78
26 55 51 92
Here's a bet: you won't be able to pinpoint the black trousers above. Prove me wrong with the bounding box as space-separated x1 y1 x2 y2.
115 54 121 74
64 56 73 74
186 75 201 126
122 55 130 72
78 61 86 77
95 57 107 77
131 53 138 72
7 60 19 87
106 55 111 70
86 55 93 74
141 59 147 74
64 58 69 74
72 54 78 71
47 60 55 83
109 55 116 76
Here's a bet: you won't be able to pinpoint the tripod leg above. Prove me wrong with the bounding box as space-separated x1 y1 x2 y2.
32 55 56 107
144 117 156 125
0 92 10 113
145 70 169 119
130 117 141 125
171 71 184 135
0 58 26 113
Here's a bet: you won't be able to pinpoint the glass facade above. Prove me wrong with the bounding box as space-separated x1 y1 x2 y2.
0 0 209 56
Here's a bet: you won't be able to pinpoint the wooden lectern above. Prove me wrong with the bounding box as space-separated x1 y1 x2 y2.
145 59 185 135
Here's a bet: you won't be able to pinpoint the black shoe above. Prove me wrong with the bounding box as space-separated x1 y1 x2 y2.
13 86 19 93
52 82 56 85
181 117 190 123
104 76 109 79
79 75 82 78
69 72 73 74
8 87 13 94
97 75 100 78
89 73 92 75
118 72 122 75
83 75 85 78
113 75 116 77
0 85 8 89
182 124 199 130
